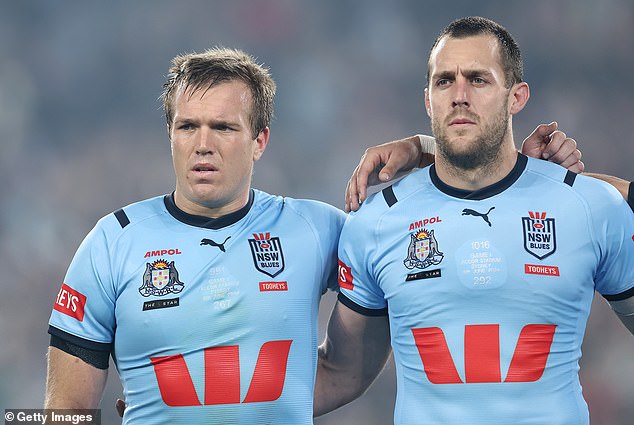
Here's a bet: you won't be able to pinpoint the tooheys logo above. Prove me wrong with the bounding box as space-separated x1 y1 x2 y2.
412 324 556 384
150 340 292 406
54 283 87 321
338 259 353 290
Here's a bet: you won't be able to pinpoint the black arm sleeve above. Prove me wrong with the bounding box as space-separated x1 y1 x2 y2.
48 326 112 370
628 181 633 213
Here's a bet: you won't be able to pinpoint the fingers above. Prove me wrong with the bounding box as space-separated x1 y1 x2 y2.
344 136 424 212
566 160 585 174
344 148 382 212
345 164 363 213
532 121 558 141
115 398 126 418
344 146 400 212
521 122 558 158
541 130 571 159
539 130 584 173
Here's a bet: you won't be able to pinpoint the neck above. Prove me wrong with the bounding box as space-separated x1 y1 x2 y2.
434 140 518 191
173 190 251 219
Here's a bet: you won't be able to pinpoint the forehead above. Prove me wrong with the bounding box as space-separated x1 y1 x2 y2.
173 80 252 117
429 34 503 75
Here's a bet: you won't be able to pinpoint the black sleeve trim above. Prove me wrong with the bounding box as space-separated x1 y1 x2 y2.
337 292 388 317
48 326 113 370
563 170 577 187
602 286 634 302
114 208 130 228
382 186 398 207
49 332 111 370
48 326 112 351
628 181 634 213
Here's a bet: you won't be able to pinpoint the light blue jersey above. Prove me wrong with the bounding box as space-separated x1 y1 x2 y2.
49 189 345 424
338 154 634 425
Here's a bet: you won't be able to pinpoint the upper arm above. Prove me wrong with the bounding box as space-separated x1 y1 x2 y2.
44 346 108 409
314 299 391 416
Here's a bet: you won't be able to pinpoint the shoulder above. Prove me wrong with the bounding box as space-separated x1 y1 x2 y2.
252 189 346 227
93 194 168 238
346 168 431 227
524 157 626 215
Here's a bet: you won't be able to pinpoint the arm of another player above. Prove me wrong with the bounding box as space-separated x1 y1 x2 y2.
345 122 583 212
519 122 583 172
344 135 435 212
44 346 108 409
313 300 392 417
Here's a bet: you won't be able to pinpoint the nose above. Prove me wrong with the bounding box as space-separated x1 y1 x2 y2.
451 77 470 108
195 127 216 155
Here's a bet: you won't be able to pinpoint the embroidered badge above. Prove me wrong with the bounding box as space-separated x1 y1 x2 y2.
403 229 444 270
249 232 285 278
139 259 185 297
522 211 556 260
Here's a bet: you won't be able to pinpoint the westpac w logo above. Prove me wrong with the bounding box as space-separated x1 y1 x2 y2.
249 233 285 278
522 211 556 260
412 324 556 384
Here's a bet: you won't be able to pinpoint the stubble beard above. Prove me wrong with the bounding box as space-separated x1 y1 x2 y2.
432 104 509 172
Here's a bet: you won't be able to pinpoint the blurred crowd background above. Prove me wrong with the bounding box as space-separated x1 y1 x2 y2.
1 1 633 424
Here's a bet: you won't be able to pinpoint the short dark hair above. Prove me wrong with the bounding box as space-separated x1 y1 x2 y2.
161 47 276 137
427 16 523 88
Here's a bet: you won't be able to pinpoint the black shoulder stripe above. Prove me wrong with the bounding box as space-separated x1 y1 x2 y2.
382 186 398 207
603 286 634 302
563 170 577 187
114 208 130 228
628 181 634 213
337 292 388 317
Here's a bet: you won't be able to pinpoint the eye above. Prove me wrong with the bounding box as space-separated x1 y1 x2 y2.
177 122 194 131
472 77 487 85
436 79 451 87
214 123 237 132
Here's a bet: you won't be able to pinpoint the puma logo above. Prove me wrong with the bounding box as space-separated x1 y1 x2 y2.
462 207 495 227
200 236 231 252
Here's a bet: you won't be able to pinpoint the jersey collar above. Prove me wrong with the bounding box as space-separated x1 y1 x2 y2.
430 153 527 200
163 190 255 229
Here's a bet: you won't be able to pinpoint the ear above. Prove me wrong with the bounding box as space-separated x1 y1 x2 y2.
509 82 530 115
252 127 270 161
424 87 432 118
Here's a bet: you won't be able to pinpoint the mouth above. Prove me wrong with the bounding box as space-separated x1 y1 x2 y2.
192 163 218 176
449 117 476 126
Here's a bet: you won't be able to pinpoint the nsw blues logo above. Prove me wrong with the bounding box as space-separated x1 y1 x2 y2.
522 211 556 260
249 232 285 278
404 229 444 270
139 259 185 297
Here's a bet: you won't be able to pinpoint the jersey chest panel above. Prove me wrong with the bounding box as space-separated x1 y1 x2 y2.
112 215 324 423
373 193 596 423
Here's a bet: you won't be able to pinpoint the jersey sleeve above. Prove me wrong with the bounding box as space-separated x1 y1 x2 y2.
48 216 118 346
321 206 347 293
287 199 347 293
337 208 388 312
580 179 634 296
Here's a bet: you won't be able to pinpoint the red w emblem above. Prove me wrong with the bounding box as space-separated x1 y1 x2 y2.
150 340 292 406
412 324 556 384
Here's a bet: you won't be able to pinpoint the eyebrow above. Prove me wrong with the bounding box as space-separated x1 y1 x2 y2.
432 68 495 81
